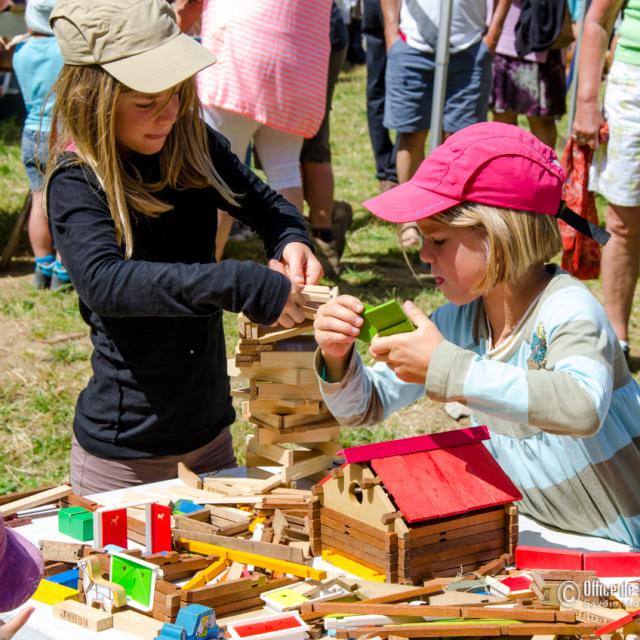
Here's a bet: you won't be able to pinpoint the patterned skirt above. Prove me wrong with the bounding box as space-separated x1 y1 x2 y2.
490 50 567 117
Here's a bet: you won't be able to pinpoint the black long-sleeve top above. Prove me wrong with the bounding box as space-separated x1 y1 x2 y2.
47 128 312 459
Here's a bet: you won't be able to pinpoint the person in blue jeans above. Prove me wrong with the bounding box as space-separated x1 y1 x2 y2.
12 0 68 289
362 0 398 193
381 0 510 248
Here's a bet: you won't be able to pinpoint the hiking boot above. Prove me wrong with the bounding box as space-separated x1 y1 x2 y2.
51 260 72 291
379 179 398 193
33 254 55 289
312 228 341 279
331 200 353 259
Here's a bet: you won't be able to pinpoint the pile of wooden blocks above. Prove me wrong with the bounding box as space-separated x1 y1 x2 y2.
230 285 342 482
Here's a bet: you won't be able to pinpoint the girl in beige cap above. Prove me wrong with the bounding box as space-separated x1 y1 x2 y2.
44 0 323 494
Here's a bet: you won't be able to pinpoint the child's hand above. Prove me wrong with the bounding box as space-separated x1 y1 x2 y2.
0 607 34 639
275 281 306 328
278 242 324 287
369 300 443 384
314 295 364 362
268 259 307 328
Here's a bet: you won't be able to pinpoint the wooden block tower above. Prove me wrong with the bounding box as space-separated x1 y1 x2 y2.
230 285 341 482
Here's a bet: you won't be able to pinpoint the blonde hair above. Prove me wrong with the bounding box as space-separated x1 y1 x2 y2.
44 65 238 258
432 203 561 293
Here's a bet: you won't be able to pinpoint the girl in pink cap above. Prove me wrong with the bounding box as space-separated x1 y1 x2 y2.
314 122 640 548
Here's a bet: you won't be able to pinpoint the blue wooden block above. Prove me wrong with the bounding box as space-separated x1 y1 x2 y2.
172 499 203 515
46 568 80 590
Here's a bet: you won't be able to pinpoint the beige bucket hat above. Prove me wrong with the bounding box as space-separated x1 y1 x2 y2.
50 0 216 94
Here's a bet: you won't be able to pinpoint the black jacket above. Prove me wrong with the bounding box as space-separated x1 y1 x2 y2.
515 0 567 56
47 128 312 459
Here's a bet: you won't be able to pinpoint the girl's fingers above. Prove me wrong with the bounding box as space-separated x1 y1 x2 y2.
369 335 392 357
277 312 294 328
334 294 364 313
318 303 363 328
318 331 356 345
316 315 361 338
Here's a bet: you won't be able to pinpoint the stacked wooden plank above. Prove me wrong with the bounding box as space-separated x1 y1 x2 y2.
300 591 596 639
179 575 297 617
171 487 321 563
318 503 516 584
230 285 342 482
397 505 517 582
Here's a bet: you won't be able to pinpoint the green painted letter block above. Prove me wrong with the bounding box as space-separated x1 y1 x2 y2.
58 506 94 541
358 300 415 343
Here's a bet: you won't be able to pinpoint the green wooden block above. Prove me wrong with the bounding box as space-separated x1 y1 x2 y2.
110 552 159 612
58 506 94 541
358 300 415 343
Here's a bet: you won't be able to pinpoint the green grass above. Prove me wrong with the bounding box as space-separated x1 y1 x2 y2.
0 117 28 246
0 65 638 493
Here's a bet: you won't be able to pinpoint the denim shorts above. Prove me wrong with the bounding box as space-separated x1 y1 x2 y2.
21 128 50 191
384 38 493 133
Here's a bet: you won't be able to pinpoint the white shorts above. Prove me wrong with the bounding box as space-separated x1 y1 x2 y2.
203 106 303 191
590 60 640 207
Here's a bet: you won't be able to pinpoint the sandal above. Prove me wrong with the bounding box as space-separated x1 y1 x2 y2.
399 222 421 249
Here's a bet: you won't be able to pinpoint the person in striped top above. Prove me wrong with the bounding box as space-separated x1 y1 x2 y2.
313 122 640 548
176 0 333 256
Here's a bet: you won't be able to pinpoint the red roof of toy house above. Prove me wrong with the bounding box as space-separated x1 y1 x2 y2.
339 426 522 524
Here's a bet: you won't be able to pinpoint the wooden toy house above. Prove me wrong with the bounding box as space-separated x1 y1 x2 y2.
312 426 521 584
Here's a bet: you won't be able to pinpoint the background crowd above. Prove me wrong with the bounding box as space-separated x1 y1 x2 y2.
1 0 636 358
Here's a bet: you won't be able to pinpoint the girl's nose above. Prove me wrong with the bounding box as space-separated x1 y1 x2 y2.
419 242 433 265
158 94 179 124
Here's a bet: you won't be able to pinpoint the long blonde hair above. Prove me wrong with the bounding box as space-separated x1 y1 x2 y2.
44 65 237 258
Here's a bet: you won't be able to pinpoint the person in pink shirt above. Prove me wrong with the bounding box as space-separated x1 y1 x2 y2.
176 0 332 257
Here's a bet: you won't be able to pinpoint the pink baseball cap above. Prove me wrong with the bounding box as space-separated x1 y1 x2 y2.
0 515 44 611
364 122 609 244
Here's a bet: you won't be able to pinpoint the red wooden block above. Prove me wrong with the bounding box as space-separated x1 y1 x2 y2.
499 575 532 592
338 426 490 463
233 615 304 637
515 545 583 570
372 442 521 523
149 503 172 554
582 552 640 577
595 609 640 637
100 507 127 548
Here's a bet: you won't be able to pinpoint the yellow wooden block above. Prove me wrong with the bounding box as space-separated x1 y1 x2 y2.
176 538 326 580
249 516 267 533
32 579 80 605
181 557 229 590
321 549 386 582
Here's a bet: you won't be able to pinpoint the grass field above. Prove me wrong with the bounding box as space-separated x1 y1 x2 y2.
0 64 638 493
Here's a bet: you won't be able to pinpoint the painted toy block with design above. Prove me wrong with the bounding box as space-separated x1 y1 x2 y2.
158 603 221 639
314 425 521 584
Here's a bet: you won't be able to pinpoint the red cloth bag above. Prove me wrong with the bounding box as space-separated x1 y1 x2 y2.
559 126 608 280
